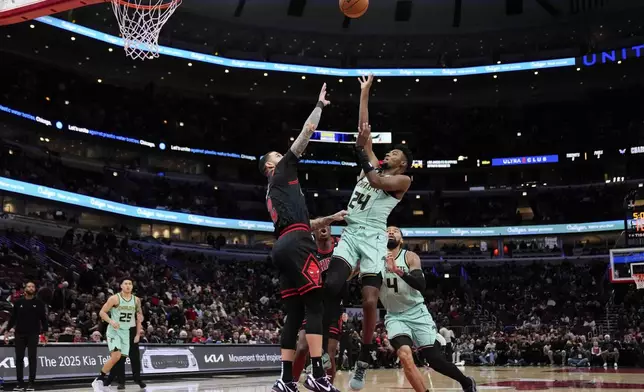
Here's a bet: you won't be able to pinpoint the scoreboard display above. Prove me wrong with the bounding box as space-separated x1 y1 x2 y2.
626 197 644 245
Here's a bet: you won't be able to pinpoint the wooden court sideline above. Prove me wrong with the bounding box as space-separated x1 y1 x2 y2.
32 366 644 391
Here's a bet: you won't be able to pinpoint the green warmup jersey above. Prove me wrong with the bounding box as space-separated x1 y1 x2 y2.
345 172 400 231
380 249 425 314
110 294 137 332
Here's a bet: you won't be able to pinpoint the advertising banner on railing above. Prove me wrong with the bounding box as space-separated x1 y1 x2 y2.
0 176 628 237
0 176 275 232
0 343 280 381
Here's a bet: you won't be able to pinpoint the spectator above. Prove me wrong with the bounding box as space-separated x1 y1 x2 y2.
601 335 620 369
567 344 589 367
91 331 103 343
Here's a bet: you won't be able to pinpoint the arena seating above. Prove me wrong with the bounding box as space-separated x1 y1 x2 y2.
1 226 642 367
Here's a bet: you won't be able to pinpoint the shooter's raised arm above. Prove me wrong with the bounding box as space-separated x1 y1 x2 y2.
358 74 380 168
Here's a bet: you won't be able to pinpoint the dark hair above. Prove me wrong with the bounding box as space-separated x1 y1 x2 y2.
258 153 271 176
121 277 133 285
25 281 36 287
394 144 413 171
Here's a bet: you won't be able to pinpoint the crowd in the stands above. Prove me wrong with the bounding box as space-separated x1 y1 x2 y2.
1 228 643 367
0 53 644 368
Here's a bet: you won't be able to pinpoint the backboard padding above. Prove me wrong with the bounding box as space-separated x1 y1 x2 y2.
0 0 106 25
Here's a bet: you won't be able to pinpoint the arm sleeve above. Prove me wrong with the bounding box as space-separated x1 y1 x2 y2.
399 269 426 292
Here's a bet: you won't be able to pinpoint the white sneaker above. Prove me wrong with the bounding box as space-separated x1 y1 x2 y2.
603 363 608 369
614 363 618 369
91 378 104 392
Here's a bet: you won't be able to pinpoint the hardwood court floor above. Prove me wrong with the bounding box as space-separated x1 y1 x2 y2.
34 366 644 391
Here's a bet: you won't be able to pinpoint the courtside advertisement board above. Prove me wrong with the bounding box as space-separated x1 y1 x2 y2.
0 344 280 381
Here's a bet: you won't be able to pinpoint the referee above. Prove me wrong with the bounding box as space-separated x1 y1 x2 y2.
1 281 48 391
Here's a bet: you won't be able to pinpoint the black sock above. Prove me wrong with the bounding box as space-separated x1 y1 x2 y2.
281 360 293 382
97 371 106 380
422 347 471 388
311 357 325 378
358 343 374 363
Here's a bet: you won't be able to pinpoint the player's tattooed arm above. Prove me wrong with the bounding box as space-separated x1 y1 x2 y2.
310 210 348 230
290 83 331 158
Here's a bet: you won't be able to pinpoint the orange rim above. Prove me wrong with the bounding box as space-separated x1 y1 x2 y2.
112 0 178 10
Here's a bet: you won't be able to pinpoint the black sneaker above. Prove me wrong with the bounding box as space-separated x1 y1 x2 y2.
271 379 299 392
13 385 25 392
464 377 478 392
117 384 126 390
25 383 35 392
135 380 147 389
304 374 340 392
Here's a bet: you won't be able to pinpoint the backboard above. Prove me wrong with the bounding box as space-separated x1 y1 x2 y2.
610 247 644 283
0 0 106 26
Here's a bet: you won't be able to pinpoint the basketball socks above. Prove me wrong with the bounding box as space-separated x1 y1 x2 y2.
281 361 294 382
422 347 471 388
358 343 375 363
311 357 325 378
97 371 106 380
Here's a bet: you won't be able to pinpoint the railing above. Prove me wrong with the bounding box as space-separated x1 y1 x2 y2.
1 234 72 275
47 244 83 269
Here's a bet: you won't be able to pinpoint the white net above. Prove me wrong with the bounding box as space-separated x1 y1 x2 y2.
111 0 181 60
634 274 644 290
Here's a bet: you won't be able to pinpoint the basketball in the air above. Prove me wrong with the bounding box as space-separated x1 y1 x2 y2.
339 0 369 19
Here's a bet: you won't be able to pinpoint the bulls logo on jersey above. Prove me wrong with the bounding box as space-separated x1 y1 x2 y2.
302 254 322 286
316 238 338 273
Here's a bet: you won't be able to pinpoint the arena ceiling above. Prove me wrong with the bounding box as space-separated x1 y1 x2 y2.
179 0 643 35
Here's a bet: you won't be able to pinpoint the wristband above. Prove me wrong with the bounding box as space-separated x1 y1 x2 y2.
316 101 325 110
355 146 375 174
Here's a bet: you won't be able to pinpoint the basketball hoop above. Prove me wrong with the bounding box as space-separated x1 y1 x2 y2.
111 0 181 60
634 274 644 290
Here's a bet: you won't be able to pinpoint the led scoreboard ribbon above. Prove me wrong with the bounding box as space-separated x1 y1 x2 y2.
0 176 631 237
36 16 576 78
